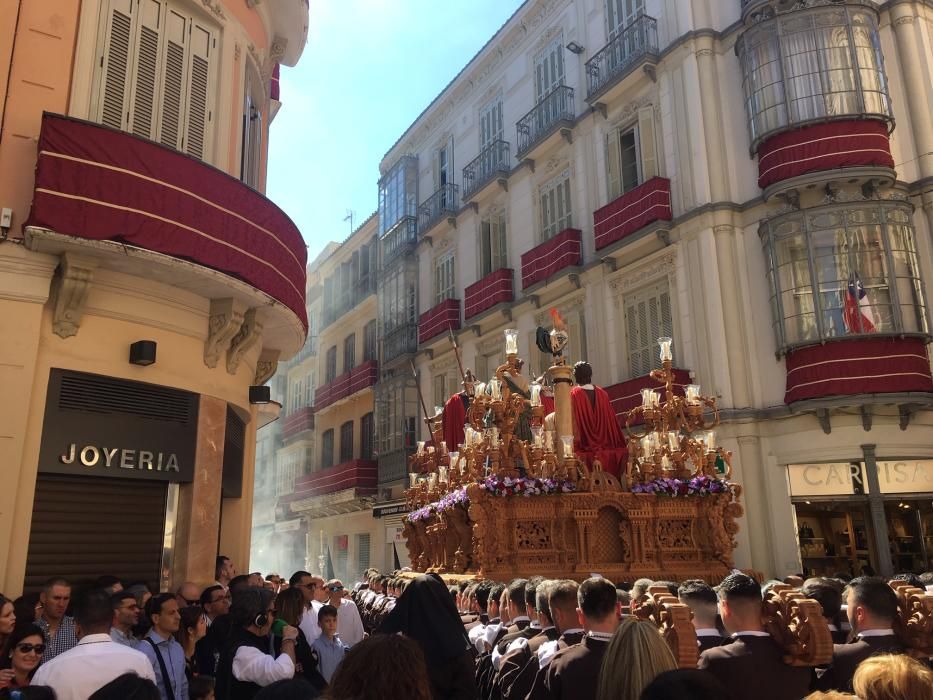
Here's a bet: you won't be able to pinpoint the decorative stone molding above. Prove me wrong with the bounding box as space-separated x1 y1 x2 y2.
893 15 915 26
227 308 263 375
608 94 654 129
263 35 288 82
50 253 97 339
201 0 226 21
254 347 281 385
608 247 678 299
204 298 246 368
234 43 242 60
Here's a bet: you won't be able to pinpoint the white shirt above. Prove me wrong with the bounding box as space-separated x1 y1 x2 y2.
857 629 896 638
299 601 324 644
232 645 295 686
336 598 365 647
32 633 156 700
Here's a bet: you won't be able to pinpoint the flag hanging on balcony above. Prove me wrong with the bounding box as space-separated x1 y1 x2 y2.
843 272 876 334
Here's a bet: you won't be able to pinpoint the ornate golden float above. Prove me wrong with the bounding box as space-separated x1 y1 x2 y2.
403 315 744 584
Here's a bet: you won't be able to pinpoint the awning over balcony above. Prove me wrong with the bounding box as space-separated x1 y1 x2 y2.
27 113 307 328
419 298 461 344
465 268 513 320
594 177 672 250
757 119 893 190
520 228 582 290
315 360 378 411
784 337 933 404
281 459 378 502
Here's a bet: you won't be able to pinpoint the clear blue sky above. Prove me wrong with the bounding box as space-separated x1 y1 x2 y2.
266 0 524 261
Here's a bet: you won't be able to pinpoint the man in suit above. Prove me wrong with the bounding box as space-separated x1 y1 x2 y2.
528 576 620 700
813 576 906 692
482 578 545 700
698 572 811 700
476 579 529 698
495 580 563 700
678 579 725 652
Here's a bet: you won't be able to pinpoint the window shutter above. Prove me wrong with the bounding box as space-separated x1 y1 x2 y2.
185 20 213 159
606 128 622 201
99 0 135 130
624 282 673 378
128 0 165 140
493 216 508 270
637 105 658 180
158 8 187 150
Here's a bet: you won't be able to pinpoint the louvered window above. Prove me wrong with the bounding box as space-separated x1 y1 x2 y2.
356 533 371 576
96 0 216 160
624 281 673 378
480 213 508 276
606 106 658 201
339 421 354 462
540 170 573 241
435 253 456 305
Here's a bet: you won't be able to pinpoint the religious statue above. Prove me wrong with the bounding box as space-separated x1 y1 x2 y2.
442 369 476 451
570 360 627 477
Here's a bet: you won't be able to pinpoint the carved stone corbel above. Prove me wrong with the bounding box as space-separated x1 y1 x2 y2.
263 35 288 82
254 348 281 385
50 253 97 339
204 298 246 368
227 308 263 375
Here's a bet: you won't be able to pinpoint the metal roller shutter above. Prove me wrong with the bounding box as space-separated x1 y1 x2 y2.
24 474 166 593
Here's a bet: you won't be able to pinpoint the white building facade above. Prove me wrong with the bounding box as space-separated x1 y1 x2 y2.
371 0 933 579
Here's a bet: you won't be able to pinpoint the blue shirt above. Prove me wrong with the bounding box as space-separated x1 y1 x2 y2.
310 634 348 683
136 629 189 700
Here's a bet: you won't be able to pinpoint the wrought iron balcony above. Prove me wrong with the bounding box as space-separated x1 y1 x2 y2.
381 215 418 266
417 183 459 234
585 15 659 100
382 323 419 364
516 85 575 157
321 277 376 328
462 140 511 201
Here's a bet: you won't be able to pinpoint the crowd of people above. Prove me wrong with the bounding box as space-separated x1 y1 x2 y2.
1 558 932 699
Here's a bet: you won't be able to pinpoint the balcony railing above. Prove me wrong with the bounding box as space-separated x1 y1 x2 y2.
383 323 419 364
281 406 314 441
284 459 378 500
593 177 672 250
516 85 575 157
462 140 510 200
520 228 582 290
417 184 459 234
322 278 376 328
381 216 418 266
585 15 659 100
464 268 513 320
314 359 378 411
418 298 461 345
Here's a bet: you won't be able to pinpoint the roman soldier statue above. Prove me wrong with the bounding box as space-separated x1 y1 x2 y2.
570 361 627 477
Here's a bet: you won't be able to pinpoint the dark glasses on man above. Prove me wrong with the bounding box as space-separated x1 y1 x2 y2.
16 643 46 654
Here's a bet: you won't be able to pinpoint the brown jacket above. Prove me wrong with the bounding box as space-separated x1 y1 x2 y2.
495 627 559 700
698 634 811 700
529 635 610 700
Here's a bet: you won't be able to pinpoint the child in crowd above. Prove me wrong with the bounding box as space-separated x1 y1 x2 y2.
310 605 349 684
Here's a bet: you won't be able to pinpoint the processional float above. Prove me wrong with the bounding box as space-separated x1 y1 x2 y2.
402 309 933 668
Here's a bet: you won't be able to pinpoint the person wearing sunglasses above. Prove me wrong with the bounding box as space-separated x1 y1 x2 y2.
325 580 364 648
0 623 47 691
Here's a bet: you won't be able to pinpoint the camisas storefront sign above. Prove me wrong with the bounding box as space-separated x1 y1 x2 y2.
788 461 933 496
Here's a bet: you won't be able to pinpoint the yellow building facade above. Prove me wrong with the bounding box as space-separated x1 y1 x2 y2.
0 0 309 594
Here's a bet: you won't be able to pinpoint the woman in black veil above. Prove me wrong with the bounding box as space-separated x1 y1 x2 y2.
377 574 477 700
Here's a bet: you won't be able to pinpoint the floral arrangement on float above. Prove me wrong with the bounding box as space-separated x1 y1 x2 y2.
630 474 734 497
406 477 575 522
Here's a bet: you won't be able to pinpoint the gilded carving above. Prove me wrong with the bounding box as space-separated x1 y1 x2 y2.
50 253 97 339
204 298 246 369
227 308 263 375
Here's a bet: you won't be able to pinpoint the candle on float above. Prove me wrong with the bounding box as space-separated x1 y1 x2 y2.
449 451 459 469
434 406 443 417
641 435 653 456
705 430 716 453
439 441 447 455
489 379 502 401
438 466 449 484
409 472 418 488
641 388 655 409
504 328 519 355
530 383 542 407
685 384 701 405
667 431 680 452
543 431 554 453
661 454 672 470
416 441 425 455
531 425 544 448
658 337 673 362
560 435 574 459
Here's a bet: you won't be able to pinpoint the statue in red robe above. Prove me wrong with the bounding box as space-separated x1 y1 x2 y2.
570 361 627 477
442 370 476 450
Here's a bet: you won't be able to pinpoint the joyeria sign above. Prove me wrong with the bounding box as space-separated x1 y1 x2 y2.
38 369 198 483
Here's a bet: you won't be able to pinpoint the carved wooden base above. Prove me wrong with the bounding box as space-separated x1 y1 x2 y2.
405 485 743 583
